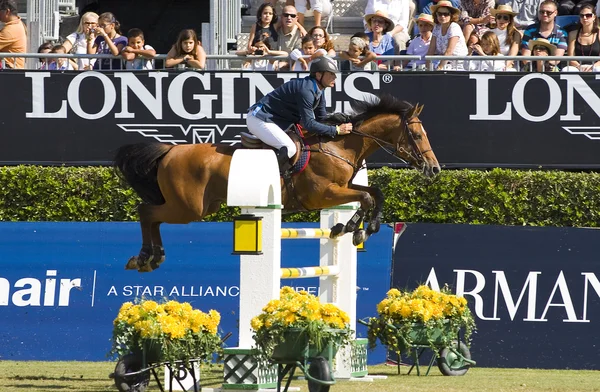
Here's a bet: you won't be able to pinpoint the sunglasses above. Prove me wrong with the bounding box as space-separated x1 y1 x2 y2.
538 9 555 15
496 14 510 21
579 13 594 19
282 12 297 18
437 11 451 16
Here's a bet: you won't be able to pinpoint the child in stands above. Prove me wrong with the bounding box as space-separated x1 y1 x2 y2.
121 28 156 70
469 31 506 71
48 44 78 70
165 29 206 69
339 33 377 70
289 35 321 71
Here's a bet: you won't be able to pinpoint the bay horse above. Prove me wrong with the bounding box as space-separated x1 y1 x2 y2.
114 94 441 272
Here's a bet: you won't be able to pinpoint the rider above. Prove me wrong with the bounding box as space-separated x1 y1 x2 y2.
246 56 353 174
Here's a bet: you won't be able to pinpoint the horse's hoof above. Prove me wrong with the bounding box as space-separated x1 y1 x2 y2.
150 260 161 270
137 263 154 273
353 230 368 246
330 223 345 239
125 256 139 270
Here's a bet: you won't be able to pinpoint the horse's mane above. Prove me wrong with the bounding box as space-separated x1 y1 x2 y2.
350 93 414 124
323 93 414 126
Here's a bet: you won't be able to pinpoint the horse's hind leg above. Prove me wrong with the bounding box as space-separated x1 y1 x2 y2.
126 204 167 273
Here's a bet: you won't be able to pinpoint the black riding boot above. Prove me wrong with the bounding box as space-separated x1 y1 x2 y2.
275 147 292 177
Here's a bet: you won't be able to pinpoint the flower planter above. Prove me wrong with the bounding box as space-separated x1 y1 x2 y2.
403 321 455 347
270 328 345 363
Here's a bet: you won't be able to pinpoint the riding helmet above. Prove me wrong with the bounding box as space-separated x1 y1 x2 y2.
309 56 339 74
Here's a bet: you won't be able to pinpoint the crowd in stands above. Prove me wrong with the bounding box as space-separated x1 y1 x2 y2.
1 0 599 71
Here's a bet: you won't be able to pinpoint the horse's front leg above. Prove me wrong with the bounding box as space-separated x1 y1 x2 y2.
321 185 374 243
348 184 385 244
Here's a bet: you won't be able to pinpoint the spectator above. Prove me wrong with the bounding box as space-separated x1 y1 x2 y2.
427 0 468 70
526 37 559 71
286 0 332 27
248 3 278 52
0 0 26 69
290 35 322 71
490 5 521 69
48 44 78 70
496 0 542 30
275 5 304 70
468 31 507 70
364 10 396 70
308 26 336 57
459 0 495 42
37 42 53 70
364 0 412 53
62 12 98 70
166 29 207 69
339 35 377 70
237 37 287 71
563 4 600 71
87 12 127 70
521 0 568 67
404 13 434 70
558 0 587 16
422 0 461 16
121 28 156 70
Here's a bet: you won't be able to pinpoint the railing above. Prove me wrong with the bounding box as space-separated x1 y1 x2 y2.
1 53 600 72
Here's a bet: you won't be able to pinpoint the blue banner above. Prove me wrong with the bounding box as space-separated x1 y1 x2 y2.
0 222 392 363
393 223 600 369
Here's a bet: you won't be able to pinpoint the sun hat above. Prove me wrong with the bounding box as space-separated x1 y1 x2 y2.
431 0 460 15
491 4 518 16
364 10 395 33
415 13 434 25
528 38 556 55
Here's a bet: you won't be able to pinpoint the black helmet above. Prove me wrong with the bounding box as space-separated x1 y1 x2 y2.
309 56 338 74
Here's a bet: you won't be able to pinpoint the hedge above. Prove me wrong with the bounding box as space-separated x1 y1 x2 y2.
1 166 599 227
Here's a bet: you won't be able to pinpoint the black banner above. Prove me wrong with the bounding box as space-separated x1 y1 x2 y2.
393 223 600 369
1 70 599 168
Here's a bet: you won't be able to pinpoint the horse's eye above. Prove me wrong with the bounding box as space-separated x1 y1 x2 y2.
413 133 422 140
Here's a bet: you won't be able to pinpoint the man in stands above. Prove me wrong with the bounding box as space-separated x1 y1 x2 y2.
521 0 567 67
497 0 542 30
0 0 26 69
275 5 303 70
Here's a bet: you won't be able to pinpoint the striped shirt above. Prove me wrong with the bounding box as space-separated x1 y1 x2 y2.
521 23 568 52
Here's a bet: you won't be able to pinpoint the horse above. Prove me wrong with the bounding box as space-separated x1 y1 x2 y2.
114 94 441 272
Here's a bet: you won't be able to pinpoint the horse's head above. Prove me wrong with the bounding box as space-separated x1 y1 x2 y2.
397 103 441 178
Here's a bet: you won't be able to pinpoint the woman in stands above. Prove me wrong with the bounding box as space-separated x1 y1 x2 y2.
427 0 468 70
62 12 98 70
308 26 336 57
364 10 396 70
166 29 207 69
489 4 521 69
364 0 411 53
564 3 600 71
87 12 127 70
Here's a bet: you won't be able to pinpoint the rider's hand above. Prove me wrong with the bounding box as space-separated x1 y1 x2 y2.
337 123 352 135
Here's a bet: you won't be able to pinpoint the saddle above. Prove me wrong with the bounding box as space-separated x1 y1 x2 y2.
240 125 311 175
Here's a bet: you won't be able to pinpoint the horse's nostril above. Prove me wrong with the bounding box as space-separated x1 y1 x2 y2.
432 166 441 175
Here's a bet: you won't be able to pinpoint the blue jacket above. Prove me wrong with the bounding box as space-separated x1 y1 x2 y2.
249 76 337 138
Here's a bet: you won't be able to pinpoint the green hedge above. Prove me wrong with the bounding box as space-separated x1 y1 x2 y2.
1 166 599 227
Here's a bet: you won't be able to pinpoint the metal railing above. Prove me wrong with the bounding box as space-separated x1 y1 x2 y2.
1 53 599 72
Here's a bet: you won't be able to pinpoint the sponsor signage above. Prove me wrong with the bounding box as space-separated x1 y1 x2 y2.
393 223 600 369
0 71 597 168
0 221 392 363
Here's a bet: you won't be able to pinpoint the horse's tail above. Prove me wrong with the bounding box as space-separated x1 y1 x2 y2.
113 143 174 205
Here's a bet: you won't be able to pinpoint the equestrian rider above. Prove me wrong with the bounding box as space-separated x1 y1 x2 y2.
246 56 353 174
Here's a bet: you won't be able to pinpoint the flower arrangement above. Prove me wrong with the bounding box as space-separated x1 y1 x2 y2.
109 299 222 365
251 287 353 364
366 285 476 353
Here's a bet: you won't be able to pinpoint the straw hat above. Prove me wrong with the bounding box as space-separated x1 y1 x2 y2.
431 0 460 15
415 13 434 25
491 4 518 16
364 10 395 33
528 38 556 55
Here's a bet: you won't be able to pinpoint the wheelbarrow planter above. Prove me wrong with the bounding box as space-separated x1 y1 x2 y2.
359 319 476 376
269 328 346 392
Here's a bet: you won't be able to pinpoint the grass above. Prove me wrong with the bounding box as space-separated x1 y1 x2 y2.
0 361 599 391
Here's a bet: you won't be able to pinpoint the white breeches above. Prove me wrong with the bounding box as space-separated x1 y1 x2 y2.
246 113 297 158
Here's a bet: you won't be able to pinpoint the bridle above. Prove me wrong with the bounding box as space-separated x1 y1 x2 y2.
351 116 430 167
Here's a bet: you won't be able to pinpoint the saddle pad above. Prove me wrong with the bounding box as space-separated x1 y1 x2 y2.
291 146 310 175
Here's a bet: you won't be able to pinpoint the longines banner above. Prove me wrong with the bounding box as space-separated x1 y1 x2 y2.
0 70 599 168
393 223 600 369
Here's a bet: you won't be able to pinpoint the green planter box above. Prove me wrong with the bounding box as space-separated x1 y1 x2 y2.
271 328 344 364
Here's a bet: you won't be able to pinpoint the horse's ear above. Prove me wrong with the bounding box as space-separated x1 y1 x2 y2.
410 103 423 118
